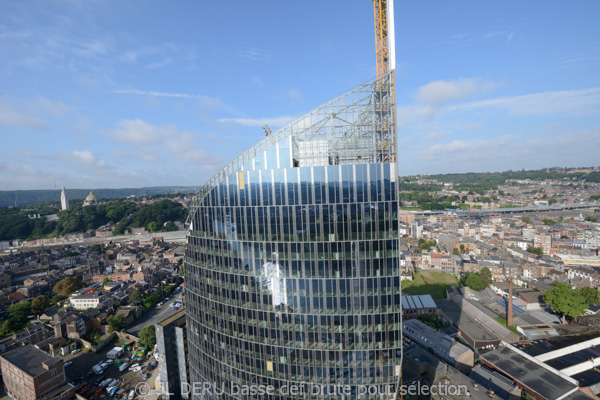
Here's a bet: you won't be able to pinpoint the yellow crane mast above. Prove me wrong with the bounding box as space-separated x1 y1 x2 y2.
373 0 390 78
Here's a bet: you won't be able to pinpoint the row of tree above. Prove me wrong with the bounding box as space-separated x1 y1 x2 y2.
0 199 188 241
460 268 493 291
544 283 599 321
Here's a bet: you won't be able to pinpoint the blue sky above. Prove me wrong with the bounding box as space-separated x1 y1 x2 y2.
1 0 599 190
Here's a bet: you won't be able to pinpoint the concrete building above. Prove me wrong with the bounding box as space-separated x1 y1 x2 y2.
60 187 69 211
156 310 189 399
534 232 552 255
0 344 74 400
68 292 104 310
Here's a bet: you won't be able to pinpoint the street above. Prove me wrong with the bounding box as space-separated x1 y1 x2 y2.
127 293 182 336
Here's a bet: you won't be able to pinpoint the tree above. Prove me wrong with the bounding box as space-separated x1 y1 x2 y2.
53 277 84 297
527 246 543 257
542 218 557 225
129 290 142 304
521 216 531 224
179 264 185 276
544 282 587 321
465 273 486 291
50 295 64 305
138 325 156 349
580 287 600 306
147 221 159 232
452 248 460 256
1 301 32 335
585 215 598 223
480 267 493 286
107 314 126 333
31 295 50 315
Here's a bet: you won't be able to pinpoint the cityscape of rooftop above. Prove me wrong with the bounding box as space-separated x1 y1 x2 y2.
1 2 600 400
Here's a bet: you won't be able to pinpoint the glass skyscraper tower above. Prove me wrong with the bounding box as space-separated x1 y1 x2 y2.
185 71 401 399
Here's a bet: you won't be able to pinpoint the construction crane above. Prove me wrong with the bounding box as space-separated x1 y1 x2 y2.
373 0 396 78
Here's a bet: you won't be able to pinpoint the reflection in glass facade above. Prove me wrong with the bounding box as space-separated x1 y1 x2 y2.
185 72 401 399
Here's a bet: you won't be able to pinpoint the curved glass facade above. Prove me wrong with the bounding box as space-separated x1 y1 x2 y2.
185 72 401 399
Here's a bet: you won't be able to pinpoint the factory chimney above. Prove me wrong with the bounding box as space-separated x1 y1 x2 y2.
507 279 513 327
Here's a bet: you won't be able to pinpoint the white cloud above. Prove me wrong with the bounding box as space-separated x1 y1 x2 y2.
0 100 48 130
217 116 296 128
69 150 107 168
30 96 72 117
396 105 436 127
449 87 600 117
235 43 269 61
409 128 600 174
109 119 169 144
415 78 498 106
287 89 302 101
107 119 224 169
112 88 233 112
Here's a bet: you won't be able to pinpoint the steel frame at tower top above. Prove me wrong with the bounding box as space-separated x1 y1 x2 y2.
373 0 396 78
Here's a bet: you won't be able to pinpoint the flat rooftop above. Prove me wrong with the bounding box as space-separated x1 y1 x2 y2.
1 344 61 377
158 309 185 326
481 346 577 400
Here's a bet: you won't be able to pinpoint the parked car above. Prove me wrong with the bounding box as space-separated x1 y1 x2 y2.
141 372 148 380
105 359 114 365
100 362 108 369
119 362 129 372
100 378 113 388
128 389 136 399
64 361 73 367
71 349 81 355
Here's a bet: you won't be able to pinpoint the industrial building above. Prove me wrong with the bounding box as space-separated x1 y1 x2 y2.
402 319 474 373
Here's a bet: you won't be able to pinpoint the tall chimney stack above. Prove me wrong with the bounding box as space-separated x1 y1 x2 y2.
507 279 513 327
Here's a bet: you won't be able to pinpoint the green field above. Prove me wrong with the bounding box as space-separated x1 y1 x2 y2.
402 270 459 299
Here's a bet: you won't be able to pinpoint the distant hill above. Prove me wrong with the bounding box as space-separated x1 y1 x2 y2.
0 186 199 208
409 168 600 185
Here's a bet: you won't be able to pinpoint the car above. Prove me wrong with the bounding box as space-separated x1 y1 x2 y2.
130 366 141 372
105 359 114 365
149 360 157 367
141 372 148 380
71 349 81 355
108 387 119 397
93 376 104 386
119 362 129 372
129 389 136 399
100 362 108 369
64 361 73 367
100 379 113 388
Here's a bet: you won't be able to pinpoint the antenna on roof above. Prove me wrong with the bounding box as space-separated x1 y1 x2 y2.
263 125 272 136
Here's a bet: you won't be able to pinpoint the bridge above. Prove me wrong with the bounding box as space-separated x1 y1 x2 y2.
407 202 600 216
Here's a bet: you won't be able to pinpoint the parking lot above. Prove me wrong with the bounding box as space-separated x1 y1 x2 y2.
65 343 159 399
